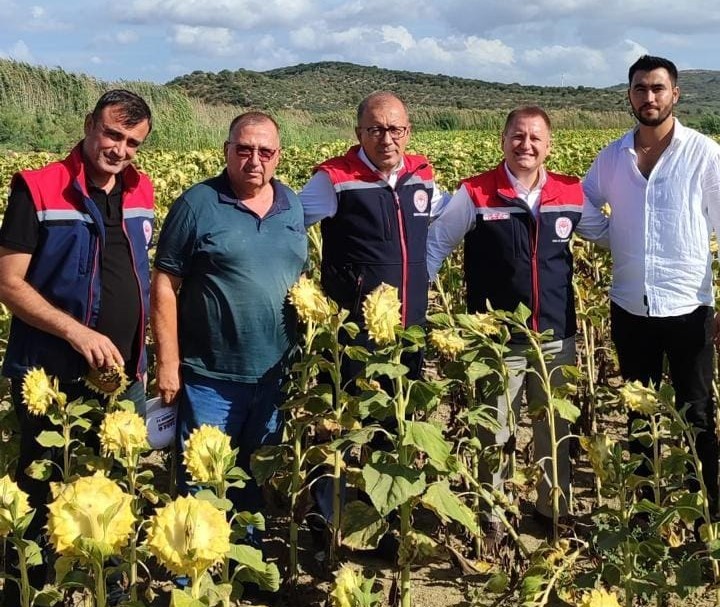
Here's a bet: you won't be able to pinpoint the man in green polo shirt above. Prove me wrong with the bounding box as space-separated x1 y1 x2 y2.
151 112 307 540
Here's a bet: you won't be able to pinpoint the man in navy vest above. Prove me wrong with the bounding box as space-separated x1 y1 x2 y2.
0 89 153 605
301 91 446 378
299 92 447 562
427 105 585 549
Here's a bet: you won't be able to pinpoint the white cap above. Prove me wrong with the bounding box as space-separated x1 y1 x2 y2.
145 396 177 450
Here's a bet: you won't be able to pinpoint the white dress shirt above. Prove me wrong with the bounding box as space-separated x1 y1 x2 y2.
299 147 448 227
579 119 720 317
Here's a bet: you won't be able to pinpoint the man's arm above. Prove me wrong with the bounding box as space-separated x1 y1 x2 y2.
299 171 338 227
429 183 452 218
426 185 476 281
150 269 183 405
0 247 124 368
576 158 610 244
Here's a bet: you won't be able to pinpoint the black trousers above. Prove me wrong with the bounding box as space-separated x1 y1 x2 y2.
611 302 719 511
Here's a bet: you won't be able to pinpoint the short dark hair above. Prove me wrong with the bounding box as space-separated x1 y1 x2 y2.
356 91 408 125
628 55 678 86
91 89 152 133
503 105 552 134
228 111 280 140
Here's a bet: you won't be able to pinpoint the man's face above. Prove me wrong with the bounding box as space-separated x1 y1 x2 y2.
224 120 281 197
82 106 150 186
502 114 551 179
355 97 410 174
628 68 679 127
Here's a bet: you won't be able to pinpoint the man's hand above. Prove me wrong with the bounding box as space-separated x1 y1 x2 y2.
0 248 127 369
156 361 182 405
65 324 124 369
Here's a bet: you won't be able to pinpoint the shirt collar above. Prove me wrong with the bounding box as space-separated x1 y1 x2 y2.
217 170 290 212
622 117 686 151
357 146 404 179
503 161 547 197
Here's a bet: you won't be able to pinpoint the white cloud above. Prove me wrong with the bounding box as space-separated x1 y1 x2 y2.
381 26 414 52
0 40 34 62
169 24 236 56
30 5 44 18
121 0 312 29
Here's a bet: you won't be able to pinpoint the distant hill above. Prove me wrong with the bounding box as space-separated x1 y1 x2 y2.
166 61 720 120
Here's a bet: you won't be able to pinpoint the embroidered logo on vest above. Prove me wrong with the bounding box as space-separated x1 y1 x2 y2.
413 190 429 213
143 219 153 245
555 216 572 239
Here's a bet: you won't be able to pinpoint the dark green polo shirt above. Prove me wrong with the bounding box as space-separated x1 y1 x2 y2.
154 171 307 382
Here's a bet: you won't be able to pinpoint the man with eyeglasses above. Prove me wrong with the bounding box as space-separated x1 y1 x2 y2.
299 91 447 563
300 91 446 371
151 112 307 540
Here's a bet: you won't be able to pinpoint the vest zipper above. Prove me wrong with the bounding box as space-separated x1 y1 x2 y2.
393 191 409 327
529 215 540 332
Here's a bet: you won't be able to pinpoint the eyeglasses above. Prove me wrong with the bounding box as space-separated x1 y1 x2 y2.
225 143 279 162
360 126 409 140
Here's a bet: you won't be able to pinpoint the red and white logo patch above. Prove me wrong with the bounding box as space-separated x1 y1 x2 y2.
143 220 153 245
555 216 572 239
413 190 429 213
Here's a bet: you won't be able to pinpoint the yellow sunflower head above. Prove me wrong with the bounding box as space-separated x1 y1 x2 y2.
619 380 658 415
145 495 231 579
579 588 622 607
289 275 335 324
429 328 466 359
46 472 134 560
183 424 234 485
22 367 63 416
99 409 149 459
0 475 31 537
330 565 363 607
467 312 501 337
363 283 401 346
579 434 615 484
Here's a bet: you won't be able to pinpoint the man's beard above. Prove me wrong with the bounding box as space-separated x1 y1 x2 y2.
632 103 674 127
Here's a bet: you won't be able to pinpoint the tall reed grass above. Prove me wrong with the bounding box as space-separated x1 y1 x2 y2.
0 59 634 152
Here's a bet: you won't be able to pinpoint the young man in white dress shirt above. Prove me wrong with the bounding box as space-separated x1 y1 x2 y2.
579 55 720 515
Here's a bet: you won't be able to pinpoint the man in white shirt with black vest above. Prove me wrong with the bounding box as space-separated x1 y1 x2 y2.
579 54 720 516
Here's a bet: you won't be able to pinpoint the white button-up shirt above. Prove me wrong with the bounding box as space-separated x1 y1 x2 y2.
579 119 720 317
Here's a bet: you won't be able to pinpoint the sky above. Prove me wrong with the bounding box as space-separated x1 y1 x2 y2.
1 0 719 88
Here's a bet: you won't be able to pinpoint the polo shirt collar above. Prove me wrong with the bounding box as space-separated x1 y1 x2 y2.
217 170 290 212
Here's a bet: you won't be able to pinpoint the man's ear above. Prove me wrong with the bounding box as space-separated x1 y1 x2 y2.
83 113 94 137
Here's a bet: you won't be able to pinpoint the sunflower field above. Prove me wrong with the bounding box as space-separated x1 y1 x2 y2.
0 129 718 607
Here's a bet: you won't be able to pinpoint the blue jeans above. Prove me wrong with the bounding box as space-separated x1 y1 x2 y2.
176 368 285 519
